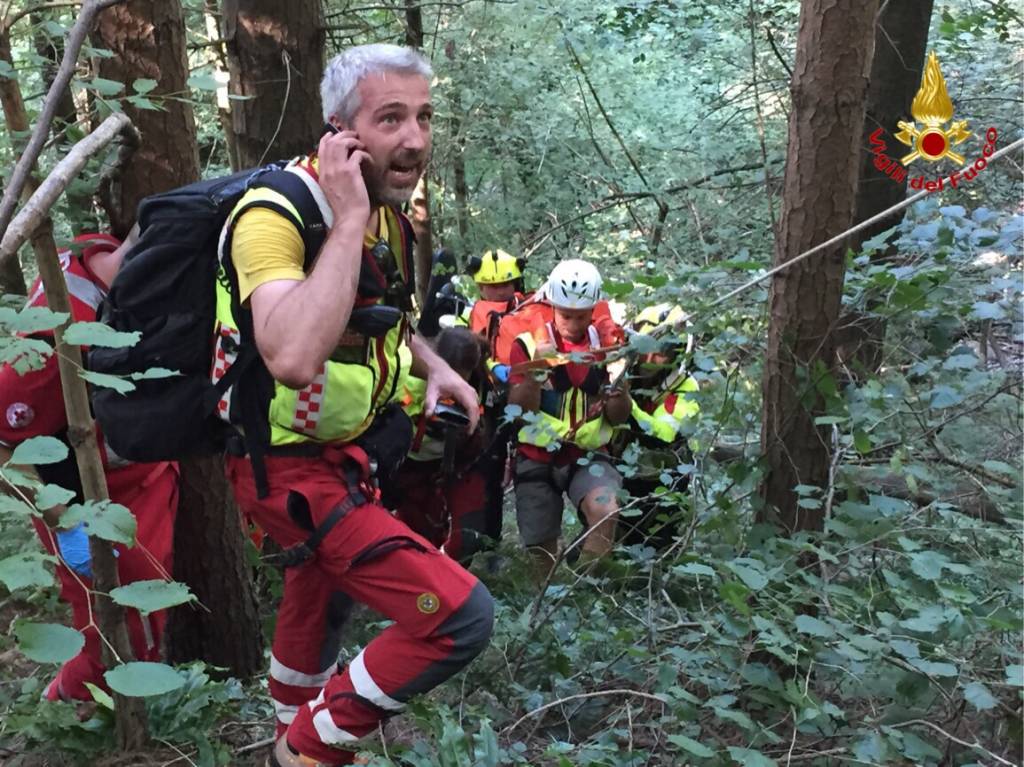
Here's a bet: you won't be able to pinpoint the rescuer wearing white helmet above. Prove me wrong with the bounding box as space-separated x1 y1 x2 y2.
506 259 631 581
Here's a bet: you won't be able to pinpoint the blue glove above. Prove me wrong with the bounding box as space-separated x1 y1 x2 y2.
56 523 93 578
492 364 510 383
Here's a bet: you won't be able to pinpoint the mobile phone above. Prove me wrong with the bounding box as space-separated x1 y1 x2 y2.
433 401 471 430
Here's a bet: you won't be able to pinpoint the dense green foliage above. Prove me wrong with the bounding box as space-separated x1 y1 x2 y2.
0 1 1020 765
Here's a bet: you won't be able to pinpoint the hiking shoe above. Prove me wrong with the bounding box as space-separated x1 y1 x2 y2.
266 735 367 767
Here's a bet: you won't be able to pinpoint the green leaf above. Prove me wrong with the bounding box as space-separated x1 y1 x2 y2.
726 560 767 591
126 95 160 110
187 73 221 91
62 500 136 545
981 460 1017 476
908 658 958 677
963 681 997 710
673 562 716 578
10 436 69 465
130 367 179 381
105 662 186 697
889 639 920 659
0 494 36 517
35 484 76 511
132 78 158 94
86 76 125 96
726 747 777 767
0 306 68 333
853 429 871 454
1005 664 1024 687
15 621 83 663
794 614 834 638
0 552 54 590
970 301 1005 320
899 731 943 761
899 606 946 633
719 580 750 615
713 706 756 731
853 731 890 762
64 321 141 348
909 551 949 581
78 369 135 394
84 682 114 709
110 580 195 615
667 734 715 758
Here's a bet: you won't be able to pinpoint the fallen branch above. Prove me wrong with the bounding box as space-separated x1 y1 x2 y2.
0 112 135 260
502 689 667 735
0 0 127 254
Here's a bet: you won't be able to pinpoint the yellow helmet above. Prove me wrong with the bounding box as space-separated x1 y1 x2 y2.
632 303 686 333
469 249 525 284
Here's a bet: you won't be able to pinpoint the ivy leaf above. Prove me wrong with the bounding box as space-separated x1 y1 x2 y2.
105 662 186 697
794 614 834 638
110 580 195 615
15 621 83 663
62 500 136 545
10 436 68 465
0 552 54 590
963 681 997 710
726 747 777 767
64 322 140 348
78 369 135 394
667 734 715 758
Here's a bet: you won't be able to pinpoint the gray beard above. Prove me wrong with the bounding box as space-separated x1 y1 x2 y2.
365 169 417 208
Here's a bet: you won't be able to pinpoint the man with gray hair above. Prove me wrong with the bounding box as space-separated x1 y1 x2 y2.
215 44 493 767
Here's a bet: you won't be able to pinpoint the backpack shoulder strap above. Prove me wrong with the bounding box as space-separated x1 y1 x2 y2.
242 168 328 271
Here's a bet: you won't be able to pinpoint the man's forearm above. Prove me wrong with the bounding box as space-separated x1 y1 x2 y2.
409 332 443 378
253 224 363 386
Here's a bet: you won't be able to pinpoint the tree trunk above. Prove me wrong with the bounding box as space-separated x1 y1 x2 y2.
0 28 38 296
93 0 263 673
164 456 263 678
31 13 78 134
758 0 879 533
405 2 432 303
840 0 935 376
221 0 324 168
204 0 240 172
92 0 200 238
33 218 149 749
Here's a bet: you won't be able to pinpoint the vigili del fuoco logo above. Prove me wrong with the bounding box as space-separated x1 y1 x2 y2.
869 52 998 193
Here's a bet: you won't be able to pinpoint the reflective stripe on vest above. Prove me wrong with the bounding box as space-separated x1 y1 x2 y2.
214 170 414 446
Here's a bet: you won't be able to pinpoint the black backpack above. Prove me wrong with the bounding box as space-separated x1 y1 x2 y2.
89 164 326 463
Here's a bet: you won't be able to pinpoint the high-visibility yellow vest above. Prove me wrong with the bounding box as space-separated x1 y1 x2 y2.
211 160 414 446
513 323 614 451
629 374 700 444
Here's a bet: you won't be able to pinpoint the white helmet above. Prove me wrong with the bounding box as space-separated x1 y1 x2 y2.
544 259 602 309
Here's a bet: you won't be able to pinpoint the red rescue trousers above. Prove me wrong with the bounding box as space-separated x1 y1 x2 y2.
225 450 493 765
33 461 178 701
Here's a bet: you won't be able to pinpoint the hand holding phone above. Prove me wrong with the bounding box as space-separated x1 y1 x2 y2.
318 124 370 227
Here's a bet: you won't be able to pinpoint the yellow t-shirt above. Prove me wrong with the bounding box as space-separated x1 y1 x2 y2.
231 188 387 303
